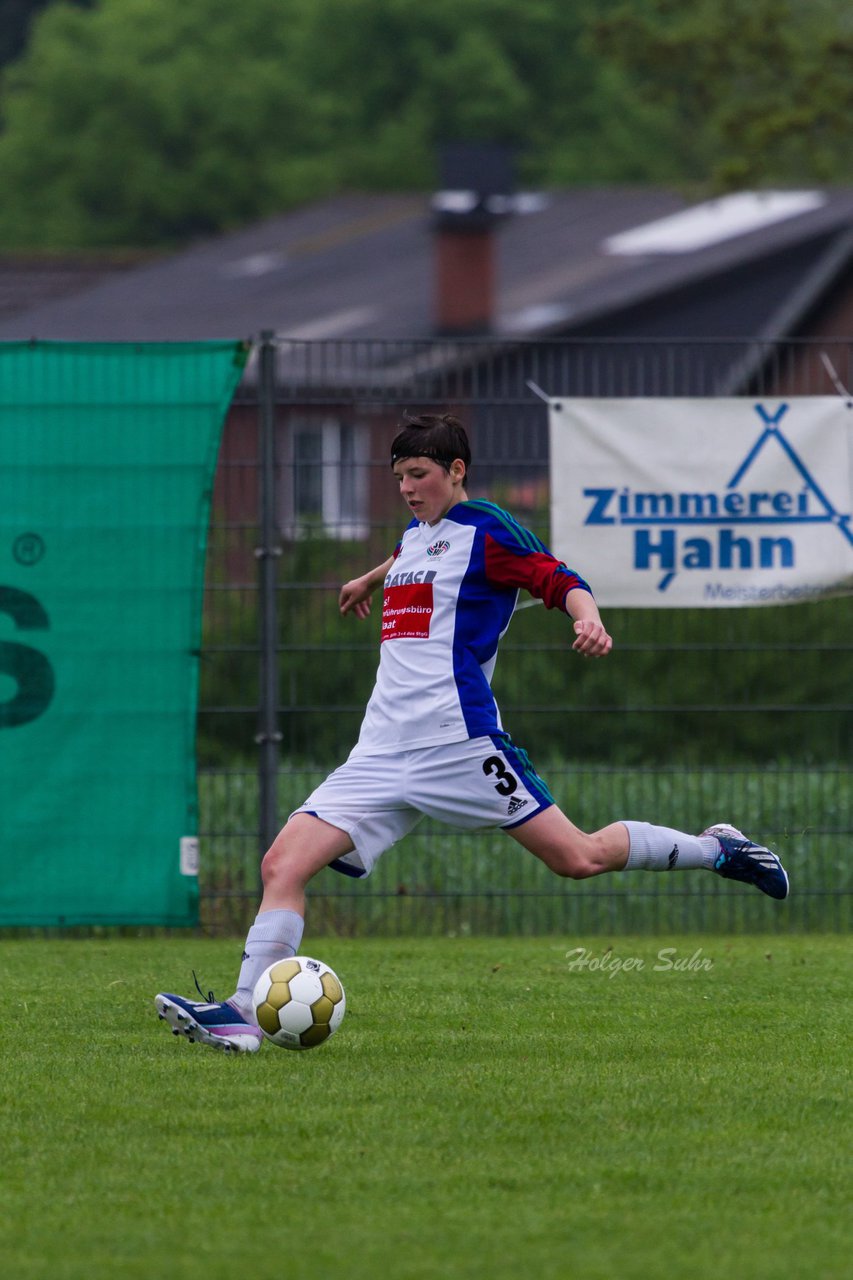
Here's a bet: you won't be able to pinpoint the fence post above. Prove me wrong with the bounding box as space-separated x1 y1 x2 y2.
256 331 281 871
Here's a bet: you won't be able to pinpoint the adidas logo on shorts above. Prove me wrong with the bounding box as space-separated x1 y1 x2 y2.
507 795 528 817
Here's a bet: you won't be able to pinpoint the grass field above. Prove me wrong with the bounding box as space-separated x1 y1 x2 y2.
3 935 850 1280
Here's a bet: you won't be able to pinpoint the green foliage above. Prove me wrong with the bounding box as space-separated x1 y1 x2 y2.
0 0 616 247
592 0 853 188
199 764 850 935
2 936 851 1279
274 531 389 759
498 596 853 766
0 0 336 246
0 0 87 71
5 0 850 248
198 526 394 766
206 523 851 767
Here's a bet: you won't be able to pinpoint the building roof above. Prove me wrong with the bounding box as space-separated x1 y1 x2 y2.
0 252 148 326
1 186 852 348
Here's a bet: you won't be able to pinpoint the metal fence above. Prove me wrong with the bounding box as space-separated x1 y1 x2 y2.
198 337 852 936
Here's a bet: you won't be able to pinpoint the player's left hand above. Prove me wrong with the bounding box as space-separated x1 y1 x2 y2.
572 618 613 657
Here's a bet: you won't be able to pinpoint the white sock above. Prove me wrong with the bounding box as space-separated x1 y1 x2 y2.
623 821 718 871
231 908 305 1017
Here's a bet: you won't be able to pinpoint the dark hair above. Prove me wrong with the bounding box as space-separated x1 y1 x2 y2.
390 413 471 481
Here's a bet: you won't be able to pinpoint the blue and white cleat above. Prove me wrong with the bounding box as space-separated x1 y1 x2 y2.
703 823 789 900
155 976 263 1053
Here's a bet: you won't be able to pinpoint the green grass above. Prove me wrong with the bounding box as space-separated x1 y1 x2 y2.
2 937 850 1279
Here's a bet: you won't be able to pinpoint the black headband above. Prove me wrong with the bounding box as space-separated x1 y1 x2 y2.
390 450 458 467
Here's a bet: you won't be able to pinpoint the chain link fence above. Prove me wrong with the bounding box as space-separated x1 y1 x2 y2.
198 337 852 936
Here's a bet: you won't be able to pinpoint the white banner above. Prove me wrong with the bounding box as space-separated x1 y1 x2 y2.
548 397 853 607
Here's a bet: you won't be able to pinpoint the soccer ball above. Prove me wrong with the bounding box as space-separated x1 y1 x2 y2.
252 956 346 1050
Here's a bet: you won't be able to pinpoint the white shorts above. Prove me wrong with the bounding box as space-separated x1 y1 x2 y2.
291 733 554 878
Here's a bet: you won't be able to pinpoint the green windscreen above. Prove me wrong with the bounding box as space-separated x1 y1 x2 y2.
0 341 247 926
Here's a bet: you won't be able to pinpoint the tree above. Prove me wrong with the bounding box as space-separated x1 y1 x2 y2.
1 0 850 250
0 1 73 70
592 0 853 188
0 0 334 246
301 0 667 187
0 0 630 247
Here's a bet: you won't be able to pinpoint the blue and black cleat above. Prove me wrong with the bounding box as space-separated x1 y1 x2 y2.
704 823 789 900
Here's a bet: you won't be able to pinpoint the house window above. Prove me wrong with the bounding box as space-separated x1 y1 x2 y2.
285 419 369 539
293 428 324 519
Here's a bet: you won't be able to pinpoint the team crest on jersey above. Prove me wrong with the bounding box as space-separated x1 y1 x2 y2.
427 539 450 558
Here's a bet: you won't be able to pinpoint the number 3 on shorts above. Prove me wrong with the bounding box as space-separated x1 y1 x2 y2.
482 754 518 797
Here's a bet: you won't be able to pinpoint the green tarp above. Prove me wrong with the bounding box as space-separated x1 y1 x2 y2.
0 341 247 925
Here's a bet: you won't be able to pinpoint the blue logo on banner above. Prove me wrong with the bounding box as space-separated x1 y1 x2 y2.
582 403 853 592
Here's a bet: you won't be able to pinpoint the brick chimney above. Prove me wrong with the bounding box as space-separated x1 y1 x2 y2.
431 143 514 335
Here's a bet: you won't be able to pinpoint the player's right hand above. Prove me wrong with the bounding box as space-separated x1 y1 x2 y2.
339 577 373 619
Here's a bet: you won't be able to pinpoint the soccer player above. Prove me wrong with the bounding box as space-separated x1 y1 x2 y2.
156 413 789 1052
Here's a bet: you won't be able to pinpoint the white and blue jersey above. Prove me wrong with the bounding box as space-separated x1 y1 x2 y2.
350 500 591 757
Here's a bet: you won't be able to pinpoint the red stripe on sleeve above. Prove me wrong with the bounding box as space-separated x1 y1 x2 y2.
484 534 591 610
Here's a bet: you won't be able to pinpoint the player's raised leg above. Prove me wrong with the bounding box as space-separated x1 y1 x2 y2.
506 805 629 877
508 807 788 898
